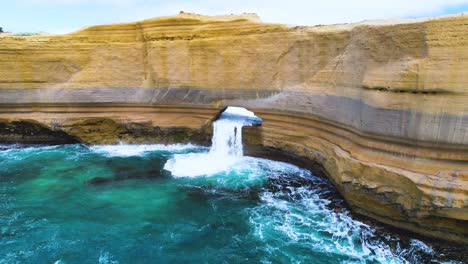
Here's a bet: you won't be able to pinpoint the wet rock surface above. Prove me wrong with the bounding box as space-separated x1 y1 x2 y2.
0 120 78 144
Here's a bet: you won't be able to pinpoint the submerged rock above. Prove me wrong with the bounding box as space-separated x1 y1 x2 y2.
85 176 111 185
179 185 261 201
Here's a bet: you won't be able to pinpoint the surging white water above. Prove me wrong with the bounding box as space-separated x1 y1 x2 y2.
164 107 261 177
210 119 244 157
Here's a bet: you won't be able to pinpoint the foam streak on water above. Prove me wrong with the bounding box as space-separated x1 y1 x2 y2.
90 143 202 157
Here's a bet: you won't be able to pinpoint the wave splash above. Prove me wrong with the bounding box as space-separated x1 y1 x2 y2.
249 172 452 264
90 143 201 157
164 107 261 177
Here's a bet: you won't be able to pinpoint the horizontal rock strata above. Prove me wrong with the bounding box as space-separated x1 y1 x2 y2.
0 13 467 244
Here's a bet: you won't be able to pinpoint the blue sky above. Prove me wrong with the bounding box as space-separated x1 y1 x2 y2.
2 0 468 33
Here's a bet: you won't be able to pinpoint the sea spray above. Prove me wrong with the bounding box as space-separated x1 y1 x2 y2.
210 119 244 157
164 107 261 177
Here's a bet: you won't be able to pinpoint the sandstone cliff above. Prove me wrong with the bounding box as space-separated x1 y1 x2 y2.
1 12 467 93
0 13 467 244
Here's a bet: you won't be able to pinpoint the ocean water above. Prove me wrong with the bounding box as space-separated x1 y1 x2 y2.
0 144 465 264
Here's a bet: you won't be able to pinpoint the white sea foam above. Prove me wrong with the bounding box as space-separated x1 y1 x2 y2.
164 107 261 177
90 143 202 157
164 152 242 177
98 251 119 264
251 189 399 262
164 120 247 176
248 179 447 264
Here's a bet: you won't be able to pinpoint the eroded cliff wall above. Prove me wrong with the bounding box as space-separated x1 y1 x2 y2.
0 13 467 244
1 13 467 93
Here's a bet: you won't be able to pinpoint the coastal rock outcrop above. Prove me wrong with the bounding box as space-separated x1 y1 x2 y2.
0 13 467 243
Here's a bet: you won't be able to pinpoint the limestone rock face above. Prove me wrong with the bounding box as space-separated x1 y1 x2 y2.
1 13 467 93
0 13 467 244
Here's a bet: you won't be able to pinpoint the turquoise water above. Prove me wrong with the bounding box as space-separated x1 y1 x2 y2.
0 144 464 263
